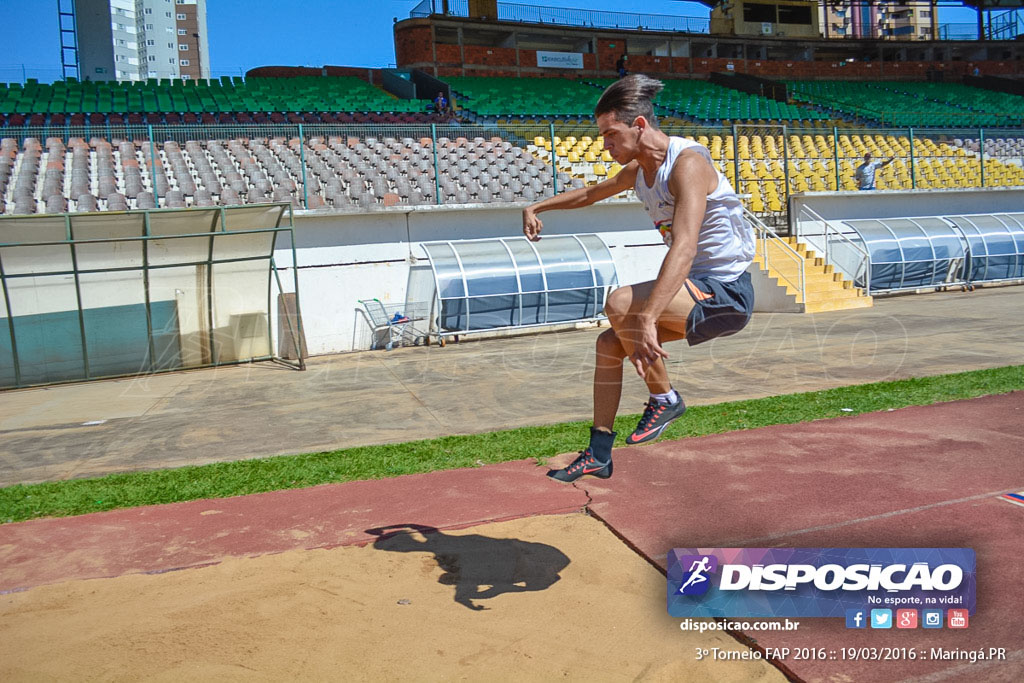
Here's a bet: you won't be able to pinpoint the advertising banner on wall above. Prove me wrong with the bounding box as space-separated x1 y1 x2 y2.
537 51 584 69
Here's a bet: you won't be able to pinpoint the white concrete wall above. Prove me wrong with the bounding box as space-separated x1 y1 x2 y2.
750 267 802 313
272 200 798 356
273 200 670 355
0 200 811 362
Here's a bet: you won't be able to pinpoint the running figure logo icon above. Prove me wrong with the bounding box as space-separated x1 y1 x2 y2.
676 554 718 595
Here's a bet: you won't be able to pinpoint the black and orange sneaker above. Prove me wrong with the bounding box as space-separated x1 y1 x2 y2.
625 396 687 445
547 447 613 483
547 427 616 483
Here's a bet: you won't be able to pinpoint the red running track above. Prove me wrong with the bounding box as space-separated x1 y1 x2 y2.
578 393 1024 682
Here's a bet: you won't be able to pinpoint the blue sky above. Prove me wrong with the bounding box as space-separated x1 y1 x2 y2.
1 0 986 83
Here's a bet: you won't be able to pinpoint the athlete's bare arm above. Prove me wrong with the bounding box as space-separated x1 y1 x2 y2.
522 162 639 241
628 149 718 373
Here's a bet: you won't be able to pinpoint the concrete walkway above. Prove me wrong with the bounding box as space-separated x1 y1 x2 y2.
1 286 1022 485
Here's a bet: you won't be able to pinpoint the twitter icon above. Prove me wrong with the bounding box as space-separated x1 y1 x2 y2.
871 609 893 629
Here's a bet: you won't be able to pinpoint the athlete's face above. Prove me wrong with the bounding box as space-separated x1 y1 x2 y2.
597 112 642 164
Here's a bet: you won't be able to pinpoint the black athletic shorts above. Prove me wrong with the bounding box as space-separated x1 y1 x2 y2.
683 271 755 346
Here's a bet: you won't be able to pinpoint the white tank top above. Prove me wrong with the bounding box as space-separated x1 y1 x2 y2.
634 136 754 280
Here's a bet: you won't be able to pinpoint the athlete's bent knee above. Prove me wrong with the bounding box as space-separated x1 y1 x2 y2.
604 287 631 320
596 328 626 358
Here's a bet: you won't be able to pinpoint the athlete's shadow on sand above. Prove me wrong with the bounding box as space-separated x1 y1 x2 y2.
366 523 570 611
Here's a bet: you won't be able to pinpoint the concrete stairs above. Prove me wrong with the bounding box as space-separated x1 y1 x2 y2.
754 236 873 313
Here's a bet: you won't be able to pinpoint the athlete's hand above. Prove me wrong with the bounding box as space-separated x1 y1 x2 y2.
523 208 543 241
629 314 668 378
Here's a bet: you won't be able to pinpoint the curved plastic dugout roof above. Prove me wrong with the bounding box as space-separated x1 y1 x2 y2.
838 212 1024 292
944 213 1024 283
419 234 617 334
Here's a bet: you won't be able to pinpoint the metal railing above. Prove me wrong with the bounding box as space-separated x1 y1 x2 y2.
939 10 1023 41
410 0 710 34
2 123 1023 220
794 204 871 294
745 207 805 303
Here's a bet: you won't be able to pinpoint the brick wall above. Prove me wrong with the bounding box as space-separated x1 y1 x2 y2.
597 39 623 72
462 68 520 78
463 45 517 67
436 44 462 65
395 25 434 66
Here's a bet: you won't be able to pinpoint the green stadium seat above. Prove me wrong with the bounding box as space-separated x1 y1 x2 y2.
786 80 1024 128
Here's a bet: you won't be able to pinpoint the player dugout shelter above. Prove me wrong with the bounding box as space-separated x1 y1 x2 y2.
0 203 304 389
408 234 617 343
796 210 1024 295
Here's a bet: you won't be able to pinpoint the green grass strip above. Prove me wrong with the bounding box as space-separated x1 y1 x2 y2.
1 364 1021 524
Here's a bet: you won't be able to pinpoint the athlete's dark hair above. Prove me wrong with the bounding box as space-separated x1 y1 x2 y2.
594 74 664 129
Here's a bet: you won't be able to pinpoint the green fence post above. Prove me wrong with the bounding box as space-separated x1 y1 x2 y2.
979 128 986 188
206 225 216 365
147 124 159 207
781 123 790 203
732 123 740 192
66 214 90 379
431 123 441 205
833 126 840 191
0 249 21 388
298 123 309 209
289 227 305 371
142 211 156 372
908 127 916 190
549 122 559 195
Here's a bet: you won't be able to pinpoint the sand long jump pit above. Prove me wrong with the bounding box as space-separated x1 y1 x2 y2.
0 513 782 681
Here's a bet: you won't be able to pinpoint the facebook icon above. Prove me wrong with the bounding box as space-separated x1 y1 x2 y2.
846 609 867 629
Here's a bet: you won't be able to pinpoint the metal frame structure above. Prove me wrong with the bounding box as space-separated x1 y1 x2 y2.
945 213 1024 285
58 0 80 82
795 207 1024 294
794 204 873 293
745 207 806 303
0 203 304 389
414 234 617 344
840 217 968 293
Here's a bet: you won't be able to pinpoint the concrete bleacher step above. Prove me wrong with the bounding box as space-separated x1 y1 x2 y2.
754 236 872 313
803 292 874 313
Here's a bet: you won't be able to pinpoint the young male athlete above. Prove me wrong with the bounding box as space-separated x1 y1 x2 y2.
522 75 755 482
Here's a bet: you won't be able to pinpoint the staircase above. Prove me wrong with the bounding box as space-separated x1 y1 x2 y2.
755 236 873 313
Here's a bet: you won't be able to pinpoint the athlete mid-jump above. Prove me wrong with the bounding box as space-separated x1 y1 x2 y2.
522 75 755 482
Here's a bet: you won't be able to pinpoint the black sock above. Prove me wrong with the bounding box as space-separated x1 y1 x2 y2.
589 427 616 463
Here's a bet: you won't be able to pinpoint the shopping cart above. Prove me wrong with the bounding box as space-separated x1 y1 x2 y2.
359 298 431 350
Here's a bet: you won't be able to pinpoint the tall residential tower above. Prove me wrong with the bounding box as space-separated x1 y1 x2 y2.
71 0 209 81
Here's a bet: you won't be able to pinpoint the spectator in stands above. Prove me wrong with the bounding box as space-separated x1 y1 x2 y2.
434 91 448 115
854 152 895 191
616 54 628 78
522 75 755 483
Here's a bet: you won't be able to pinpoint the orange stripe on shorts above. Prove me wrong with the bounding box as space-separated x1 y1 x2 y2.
686 279 714 301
